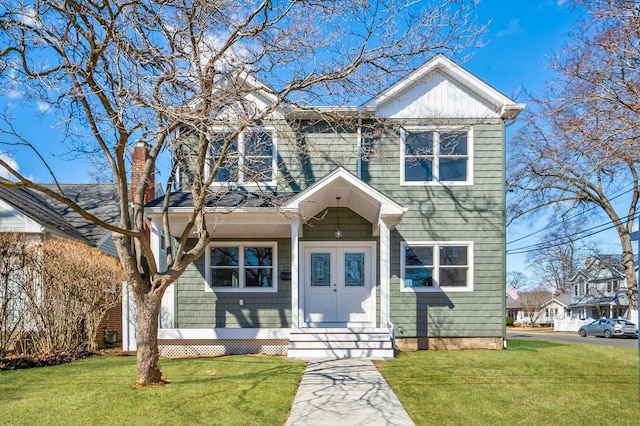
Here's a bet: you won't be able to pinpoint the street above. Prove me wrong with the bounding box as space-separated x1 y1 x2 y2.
506 329 640 348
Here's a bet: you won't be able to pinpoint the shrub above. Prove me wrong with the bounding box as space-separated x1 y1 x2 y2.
506 316 514 326
0 234 124 356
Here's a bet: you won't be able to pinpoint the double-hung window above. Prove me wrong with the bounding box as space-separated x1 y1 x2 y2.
208 127 276 185
401 242 473 292
401 127 472 185
205 242 277 292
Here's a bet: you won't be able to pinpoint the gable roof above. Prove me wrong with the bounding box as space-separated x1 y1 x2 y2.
284 167 407 236
570 255 625 283
364 54 525 120
0 183 89 242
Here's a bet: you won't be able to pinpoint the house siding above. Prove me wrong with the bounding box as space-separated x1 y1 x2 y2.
364 119 506 338
276 123 360 191
175 238 292 329
171 118 506 339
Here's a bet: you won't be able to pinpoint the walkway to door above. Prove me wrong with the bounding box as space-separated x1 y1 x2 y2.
285 358 414 426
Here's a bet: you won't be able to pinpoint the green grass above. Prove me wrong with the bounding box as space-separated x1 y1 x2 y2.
380 338 640 425
2 340 639 425
0 354 305 426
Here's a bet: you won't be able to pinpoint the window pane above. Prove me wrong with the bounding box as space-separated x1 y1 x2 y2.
210 269 239 287
245 268 273 287
214 160 239 182
439 159 467 181
209 133 238 155
440 132 467 155
344 253 365 287
245 247 272 267
440 246 467 266
439 267 467 287
245 130 273 156
211 247 239 267
406 246 433 266
405 268 433 287
244 157 273 180
405 158 433 181
405 131 433 155
311 253 331 286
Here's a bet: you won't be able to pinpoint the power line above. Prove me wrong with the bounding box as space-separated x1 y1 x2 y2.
507 211 639 255
507 183 637 246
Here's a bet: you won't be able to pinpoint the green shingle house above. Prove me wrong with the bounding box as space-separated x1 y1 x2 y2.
129 55 525 358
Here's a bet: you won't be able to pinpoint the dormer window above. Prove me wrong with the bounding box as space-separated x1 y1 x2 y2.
401 127 472 185
207 127 276 185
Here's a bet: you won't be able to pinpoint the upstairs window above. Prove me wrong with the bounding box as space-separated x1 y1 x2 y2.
401 242 473 292
401 127 472 185
208 128 276 185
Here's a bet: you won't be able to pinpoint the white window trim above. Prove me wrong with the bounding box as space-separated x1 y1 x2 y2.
400 126 474 186
400 241 474 293
206 126 278 188
205 241 278 293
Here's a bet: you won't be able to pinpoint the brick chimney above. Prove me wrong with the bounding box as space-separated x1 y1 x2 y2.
131 141 155 205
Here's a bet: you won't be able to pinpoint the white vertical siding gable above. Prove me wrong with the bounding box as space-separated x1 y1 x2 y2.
375 70 500 119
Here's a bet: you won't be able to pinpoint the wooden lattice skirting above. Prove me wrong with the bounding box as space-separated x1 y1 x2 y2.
158 339 289 357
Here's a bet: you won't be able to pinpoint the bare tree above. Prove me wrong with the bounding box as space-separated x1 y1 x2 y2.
508 0 639 313
507 271 529 291
519 289 551 327
0 1 485 384
526 220 592 292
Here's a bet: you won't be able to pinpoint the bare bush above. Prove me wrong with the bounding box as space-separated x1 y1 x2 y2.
0 234 123 356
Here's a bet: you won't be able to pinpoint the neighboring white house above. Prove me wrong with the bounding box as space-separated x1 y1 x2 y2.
568 255 631 321
506 290 571 327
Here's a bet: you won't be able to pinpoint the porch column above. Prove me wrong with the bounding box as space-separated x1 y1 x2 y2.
149 220 173 328
291 221 300 328
379 220 390 327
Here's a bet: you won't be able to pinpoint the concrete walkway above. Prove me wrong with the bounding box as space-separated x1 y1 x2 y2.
285 358 415 426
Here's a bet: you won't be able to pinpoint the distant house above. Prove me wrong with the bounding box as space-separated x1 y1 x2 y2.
506 290 571 327
0 182 122 347
539 292 572 326
568 255 632 320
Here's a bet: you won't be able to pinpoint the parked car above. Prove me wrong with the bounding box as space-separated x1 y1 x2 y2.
578 319 638 338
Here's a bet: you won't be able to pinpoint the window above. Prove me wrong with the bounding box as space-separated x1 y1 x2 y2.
205 242 277 292
207 127 276 184
401 242 473 292
607 280 619 292
401 127 472 184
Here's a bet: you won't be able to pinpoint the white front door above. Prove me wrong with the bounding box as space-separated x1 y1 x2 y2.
302 242 376 327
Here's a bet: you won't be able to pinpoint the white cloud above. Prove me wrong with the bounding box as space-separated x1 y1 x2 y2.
0 151 19 180
37 102 51 112
497 19 524 38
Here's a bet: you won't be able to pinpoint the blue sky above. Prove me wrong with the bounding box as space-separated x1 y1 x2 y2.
0 1 587 275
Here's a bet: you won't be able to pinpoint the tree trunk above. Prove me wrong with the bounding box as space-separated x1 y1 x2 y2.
621 237 638 313
134 291 164 385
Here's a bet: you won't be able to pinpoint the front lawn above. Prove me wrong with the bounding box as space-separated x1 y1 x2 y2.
2 340 638 425
380 338 640 424
0 354 305 426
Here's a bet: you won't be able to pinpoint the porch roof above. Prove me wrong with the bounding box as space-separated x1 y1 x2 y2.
144 167 406 238
283 167 407 236
568 291 629 308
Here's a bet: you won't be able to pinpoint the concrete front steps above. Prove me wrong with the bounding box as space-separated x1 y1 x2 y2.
287 327 394 359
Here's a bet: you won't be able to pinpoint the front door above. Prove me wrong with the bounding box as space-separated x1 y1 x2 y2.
302 242 375 327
